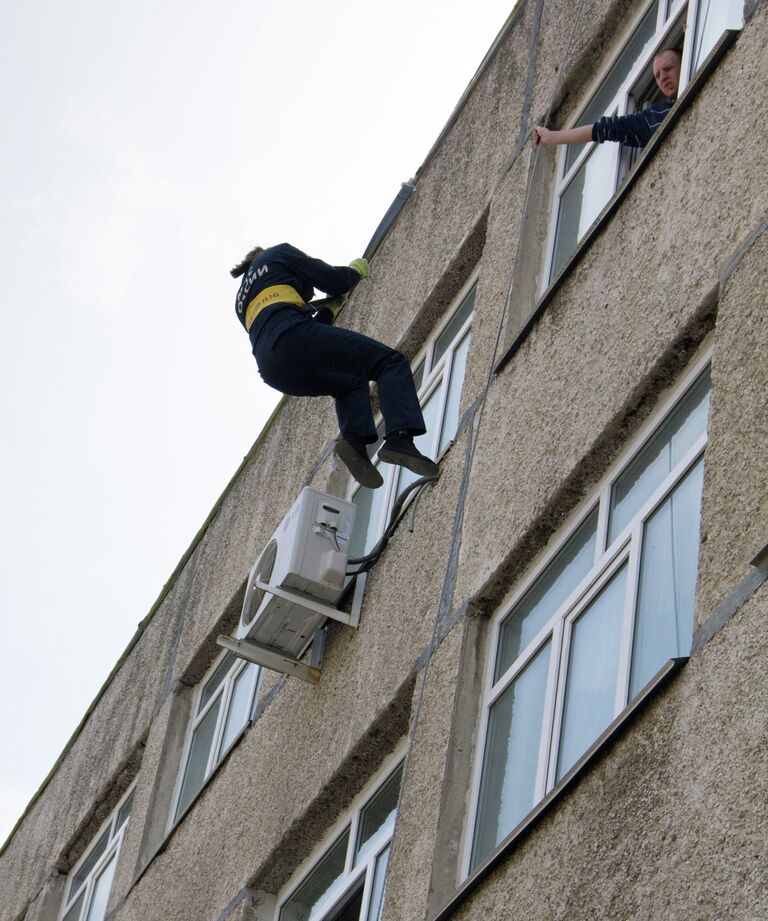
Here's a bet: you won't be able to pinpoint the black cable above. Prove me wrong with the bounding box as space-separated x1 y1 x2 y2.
346 474 440 573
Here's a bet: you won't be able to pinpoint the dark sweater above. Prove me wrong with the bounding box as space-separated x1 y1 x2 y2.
592 98 674 148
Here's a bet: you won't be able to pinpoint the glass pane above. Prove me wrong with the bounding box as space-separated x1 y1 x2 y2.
609 369 710 543
174 696 221 821
330 885 364 921
366 846 391 921
70 829 110 899
115 790 136 831
355 764 403 860
219 663 257 755
62 891 86 921
472 640 551 869
556 565 628 780
393 386 440 496
412 359 426 394
629 457 704 697
279 829 350 921
350 480 386 560
565 1 659 170
692 0 731 71
438 330 471 455
115 790 134 831
496 509 598 680
432 285 476 368
200 653 237 711
84 852 117 921
550 138 616 281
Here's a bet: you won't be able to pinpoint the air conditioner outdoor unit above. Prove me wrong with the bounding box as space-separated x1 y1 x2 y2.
236 487 357 659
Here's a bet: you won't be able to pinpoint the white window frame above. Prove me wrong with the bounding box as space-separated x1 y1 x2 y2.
58 784 136 921
542 0 743 288
275 745 406 921
462 341 713 878
348 273 477 561
169 651 261 828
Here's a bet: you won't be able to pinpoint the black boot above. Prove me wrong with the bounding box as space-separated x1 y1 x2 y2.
334 437 384 489
379 432 440 477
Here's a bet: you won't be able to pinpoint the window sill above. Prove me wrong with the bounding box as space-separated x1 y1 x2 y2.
495 28 740 375
431 656 688 921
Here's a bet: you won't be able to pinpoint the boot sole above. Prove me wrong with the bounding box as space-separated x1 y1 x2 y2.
334 440 384 489
378 447 440 478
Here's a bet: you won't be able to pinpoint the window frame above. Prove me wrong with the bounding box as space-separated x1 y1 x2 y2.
58 784 136 921
541 0 741 288
462 341 713 878
347 272 478 563
274 745 405 921
169 651 261 829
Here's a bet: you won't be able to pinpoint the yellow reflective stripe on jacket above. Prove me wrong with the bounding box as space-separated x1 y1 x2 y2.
245 284 305 331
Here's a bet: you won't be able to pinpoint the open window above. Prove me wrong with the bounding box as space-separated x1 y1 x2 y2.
170 652 261 825
348 277 476 565
58 786 135 921
544 0 743 286
465 346 712 874
276 757 404 921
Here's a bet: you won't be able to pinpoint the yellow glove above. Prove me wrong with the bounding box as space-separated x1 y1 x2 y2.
349 257 369 279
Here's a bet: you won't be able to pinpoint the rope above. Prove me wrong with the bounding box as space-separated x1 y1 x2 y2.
387 0 591 906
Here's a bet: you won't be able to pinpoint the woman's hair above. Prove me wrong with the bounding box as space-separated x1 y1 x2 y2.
230 245 265 278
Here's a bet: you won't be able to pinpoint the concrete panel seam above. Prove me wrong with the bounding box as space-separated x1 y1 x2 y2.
414 601 477 673
691 565 768 654
11 875 48 921
104 894 126 921
752 541 768 570
154 560 199 715
517 0 546 149
213 887 250 921
719 211 768 292
434 405 479 633
151 677 184 719
251 675 288 722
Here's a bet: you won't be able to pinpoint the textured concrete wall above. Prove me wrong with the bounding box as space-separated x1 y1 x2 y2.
2 2 766 921
696 227 768 620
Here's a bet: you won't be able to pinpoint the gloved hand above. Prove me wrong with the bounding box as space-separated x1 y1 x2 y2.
349 257 369 279
313 296 345 325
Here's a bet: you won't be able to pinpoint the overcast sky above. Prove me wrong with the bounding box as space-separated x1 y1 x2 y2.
0 0 516 844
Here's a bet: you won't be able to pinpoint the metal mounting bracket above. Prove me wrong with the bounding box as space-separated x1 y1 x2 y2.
216 572 368 683
216 634 323 685
252 573 367 629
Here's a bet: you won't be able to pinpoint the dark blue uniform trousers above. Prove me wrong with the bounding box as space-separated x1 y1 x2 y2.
253 312 426 444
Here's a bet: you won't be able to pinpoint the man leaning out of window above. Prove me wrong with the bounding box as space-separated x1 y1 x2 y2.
533 48 682 150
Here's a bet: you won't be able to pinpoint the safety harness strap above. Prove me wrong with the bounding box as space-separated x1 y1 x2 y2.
245 284 305 331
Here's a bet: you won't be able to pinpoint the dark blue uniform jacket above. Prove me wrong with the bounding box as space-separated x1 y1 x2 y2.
235 243 361 349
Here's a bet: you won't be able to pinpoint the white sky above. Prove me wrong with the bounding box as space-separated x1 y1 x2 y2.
0 0 516 844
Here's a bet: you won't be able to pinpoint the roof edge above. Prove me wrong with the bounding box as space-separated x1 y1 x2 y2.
414 1 529 182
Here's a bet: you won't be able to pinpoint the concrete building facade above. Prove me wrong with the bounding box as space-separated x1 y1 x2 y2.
2 1 766 920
